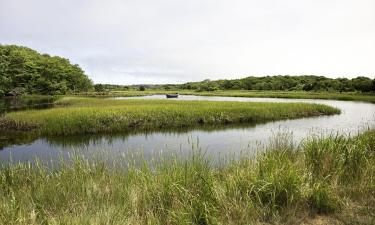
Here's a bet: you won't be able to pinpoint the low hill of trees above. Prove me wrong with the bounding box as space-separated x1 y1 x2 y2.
179 75 375 93
0 45 93 96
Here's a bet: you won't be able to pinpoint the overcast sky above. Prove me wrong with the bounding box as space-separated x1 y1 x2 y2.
1 0 374 84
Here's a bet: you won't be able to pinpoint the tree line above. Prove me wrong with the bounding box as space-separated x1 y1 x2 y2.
0 45 92 96
3 45 373 95
179 75 375 92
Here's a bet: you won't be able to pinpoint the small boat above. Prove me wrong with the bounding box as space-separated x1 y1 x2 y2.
166 93 179 98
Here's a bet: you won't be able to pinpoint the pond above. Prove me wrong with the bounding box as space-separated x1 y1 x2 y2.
0 95 374 165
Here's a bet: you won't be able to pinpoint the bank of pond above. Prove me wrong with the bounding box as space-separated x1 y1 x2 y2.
2 95 375 165
0 94 374 224
0 130 374 224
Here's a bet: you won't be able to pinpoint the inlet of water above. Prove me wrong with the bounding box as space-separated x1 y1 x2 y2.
1 95 374 165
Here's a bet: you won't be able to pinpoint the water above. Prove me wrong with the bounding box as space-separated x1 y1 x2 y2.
0 95 374 165
0 96 56 114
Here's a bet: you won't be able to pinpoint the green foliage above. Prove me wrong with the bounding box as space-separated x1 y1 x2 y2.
196 79 219 92
179 75 375 93
94 84 105 92
139 85 146 91
0 97 340 136
0 44 93 96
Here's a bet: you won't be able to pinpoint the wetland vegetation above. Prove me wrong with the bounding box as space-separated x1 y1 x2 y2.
0 97 339 136
0 130 374 224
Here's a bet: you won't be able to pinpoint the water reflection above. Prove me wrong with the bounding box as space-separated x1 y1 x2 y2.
0 96 56 114
0 95 374 165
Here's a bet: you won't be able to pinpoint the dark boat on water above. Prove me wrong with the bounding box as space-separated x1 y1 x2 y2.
166 93 179 98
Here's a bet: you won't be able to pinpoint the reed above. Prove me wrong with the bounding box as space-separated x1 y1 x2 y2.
0 131 374 224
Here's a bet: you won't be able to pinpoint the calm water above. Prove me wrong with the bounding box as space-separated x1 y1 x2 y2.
0 95 374 165
0 96 56 114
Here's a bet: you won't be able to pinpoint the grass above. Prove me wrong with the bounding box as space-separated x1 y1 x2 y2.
102 90 375 103
0 130 374 224
0 97 340 136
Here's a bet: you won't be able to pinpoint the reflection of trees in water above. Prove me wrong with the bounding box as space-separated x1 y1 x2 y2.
0 97 59 150
0 132 38 150
1 118 262 150
0 96 57 114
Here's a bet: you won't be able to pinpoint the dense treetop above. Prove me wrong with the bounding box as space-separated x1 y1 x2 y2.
179 75 375 92
0 44 92 96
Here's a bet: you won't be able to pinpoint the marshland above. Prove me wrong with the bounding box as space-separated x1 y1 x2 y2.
1 45 375 224
1 91 375 224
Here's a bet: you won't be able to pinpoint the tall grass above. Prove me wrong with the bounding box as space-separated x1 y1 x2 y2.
0 97 340 136
0 130 374 224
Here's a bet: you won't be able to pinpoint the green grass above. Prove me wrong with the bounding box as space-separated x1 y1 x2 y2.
0 130 374 224
104 90 375 103
0 97 340 136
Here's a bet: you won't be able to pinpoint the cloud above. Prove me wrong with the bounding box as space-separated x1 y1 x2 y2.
1 0 374 84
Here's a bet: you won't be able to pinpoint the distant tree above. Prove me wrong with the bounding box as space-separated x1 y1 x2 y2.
163 85 171 90
221 80 233 89
302 83 313 91
94 84 105 92
197 81 218 92
139 85 146 91
178 75 375 93
372 78 375 92
352 76 373 92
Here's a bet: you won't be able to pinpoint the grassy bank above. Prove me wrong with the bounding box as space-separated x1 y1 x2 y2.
102 90 375 103
0 130 374 224
0 97 339 136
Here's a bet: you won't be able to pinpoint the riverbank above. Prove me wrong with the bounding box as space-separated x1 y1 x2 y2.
74 90 375 103
0 130 374 224
0 97 339 136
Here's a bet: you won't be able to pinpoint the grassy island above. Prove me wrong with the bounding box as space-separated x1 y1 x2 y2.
0 97 340 136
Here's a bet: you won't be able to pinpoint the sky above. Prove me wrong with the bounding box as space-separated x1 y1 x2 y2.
0 0 374 84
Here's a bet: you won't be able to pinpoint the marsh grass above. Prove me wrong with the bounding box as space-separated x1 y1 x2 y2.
0 131 374 224
0 97 340 136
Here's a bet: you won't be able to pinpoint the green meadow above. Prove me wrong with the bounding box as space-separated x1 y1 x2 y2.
0 97 339 136
0 130 374 224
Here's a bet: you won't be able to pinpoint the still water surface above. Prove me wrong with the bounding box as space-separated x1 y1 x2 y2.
0 95 374 164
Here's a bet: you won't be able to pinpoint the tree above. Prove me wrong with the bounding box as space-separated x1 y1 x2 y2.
139 85 146 91
176 75 374 93
352 77 373 92
94 84 105 92
0 44 93 96
197 80 219 92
